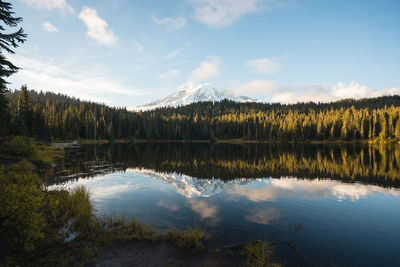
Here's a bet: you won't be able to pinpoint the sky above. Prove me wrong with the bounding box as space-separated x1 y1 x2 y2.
7 0 400 107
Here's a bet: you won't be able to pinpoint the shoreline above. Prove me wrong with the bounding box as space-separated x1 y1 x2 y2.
51 138 400 145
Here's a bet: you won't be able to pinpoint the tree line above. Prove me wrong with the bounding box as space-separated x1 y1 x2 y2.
6 87 400 142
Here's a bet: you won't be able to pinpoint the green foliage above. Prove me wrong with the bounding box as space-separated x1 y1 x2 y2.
165 225 210 251
0 161 45 254
243 241 282 267
0 135 37 158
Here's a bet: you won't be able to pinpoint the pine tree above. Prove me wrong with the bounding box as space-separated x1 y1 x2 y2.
395 119 400 141
0 0 26 136
17 85 33 135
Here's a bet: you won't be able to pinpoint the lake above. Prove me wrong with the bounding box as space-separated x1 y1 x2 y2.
47 142 400 266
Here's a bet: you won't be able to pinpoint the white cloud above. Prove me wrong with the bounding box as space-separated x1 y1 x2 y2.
230 80 400 104
78 6 118 46
159 69 180 79
246 58 280 74
8 55 141 105
133 41 143 52
164 42 191 60
190 56 220 82
151 14 186 30
22 0 74 13
189 0 271 28
42 21 58 33
233 80 277 94
271 81 400 104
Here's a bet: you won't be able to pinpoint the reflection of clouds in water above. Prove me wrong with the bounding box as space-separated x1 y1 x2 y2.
228 178 400 202
189 199 218 219
226 181 285 202
188 198 221 226
48 174 148 200
245 207 280 225
157 199 180 212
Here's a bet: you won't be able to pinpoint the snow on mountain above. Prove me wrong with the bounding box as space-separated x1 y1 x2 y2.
126 168 251 198
130 82 256 111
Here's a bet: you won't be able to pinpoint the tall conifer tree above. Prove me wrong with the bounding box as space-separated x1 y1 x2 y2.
0 0 26 135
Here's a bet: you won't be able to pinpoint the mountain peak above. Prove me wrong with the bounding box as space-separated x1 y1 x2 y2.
130 82 256 111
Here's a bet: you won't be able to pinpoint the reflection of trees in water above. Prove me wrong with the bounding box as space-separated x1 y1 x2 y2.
45 143 400 188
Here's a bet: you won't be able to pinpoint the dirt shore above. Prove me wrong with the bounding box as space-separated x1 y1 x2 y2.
96 241 242 267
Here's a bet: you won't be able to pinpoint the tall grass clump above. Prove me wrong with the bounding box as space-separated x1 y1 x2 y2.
165 225 210 251
243 241 282 267
67 186 94 232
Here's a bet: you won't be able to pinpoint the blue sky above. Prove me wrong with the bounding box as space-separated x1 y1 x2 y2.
7 0 400 107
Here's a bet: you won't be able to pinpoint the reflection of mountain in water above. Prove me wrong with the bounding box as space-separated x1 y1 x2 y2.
45 142 400 188
126 168 250 198
48 165 400 201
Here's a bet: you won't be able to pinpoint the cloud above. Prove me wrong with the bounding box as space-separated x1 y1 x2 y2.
233 80 277 95
271 81 400 104
189 0 271 28
245 207 280 225
190 56 220 82
42 21 58 33
8 55 141 105
151 14 186 30
133 41 143 52
246 58 280 74
230 80 400 103
78 6 118 46
159 69 180 79
164 42 191 60
22 0 74 13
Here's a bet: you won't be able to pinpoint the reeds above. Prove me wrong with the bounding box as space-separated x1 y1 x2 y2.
243 240 282 267
165 225 210 251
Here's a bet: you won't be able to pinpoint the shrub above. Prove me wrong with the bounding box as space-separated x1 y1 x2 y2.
0 162 46 255
0 136 37 158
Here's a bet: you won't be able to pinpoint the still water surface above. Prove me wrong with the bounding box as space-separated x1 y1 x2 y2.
47 143 400 266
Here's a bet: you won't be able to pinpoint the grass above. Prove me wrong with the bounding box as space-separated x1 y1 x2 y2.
34 142 64 165
67 186 94 232
91 215 160 244
165 225 210 251
242 241 282 267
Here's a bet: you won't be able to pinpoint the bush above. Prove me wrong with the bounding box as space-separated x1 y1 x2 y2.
0 136 37 158
0 161 46 255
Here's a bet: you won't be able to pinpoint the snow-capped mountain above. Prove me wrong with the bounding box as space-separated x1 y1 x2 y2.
130 82 256 111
